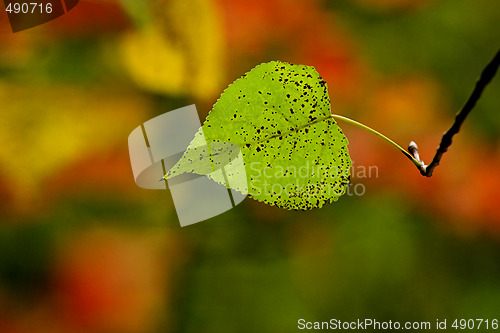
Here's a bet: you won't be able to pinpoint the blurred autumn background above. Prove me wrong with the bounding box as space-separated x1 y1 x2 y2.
0 0 499 332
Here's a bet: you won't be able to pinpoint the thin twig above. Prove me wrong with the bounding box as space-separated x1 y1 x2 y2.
410 48 500 177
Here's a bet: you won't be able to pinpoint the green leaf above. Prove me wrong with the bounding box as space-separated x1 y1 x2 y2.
166 61 352 210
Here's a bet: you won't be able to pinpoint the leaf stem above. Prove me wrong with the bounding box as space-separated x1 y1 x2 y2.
333 48 499 177
330 114 422 168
